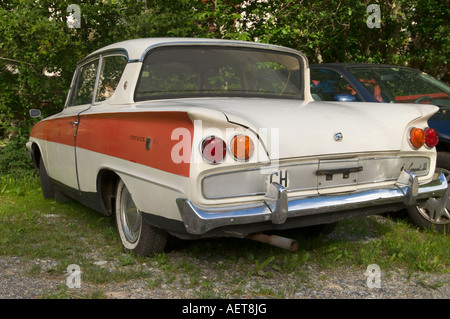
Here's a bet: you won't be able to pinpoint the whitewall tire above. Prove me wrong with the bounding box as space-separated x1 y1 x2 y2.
115 179 167 256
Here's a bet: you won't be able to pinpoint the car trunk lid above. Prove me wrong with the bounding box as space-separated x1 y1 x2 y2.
185 98 437 159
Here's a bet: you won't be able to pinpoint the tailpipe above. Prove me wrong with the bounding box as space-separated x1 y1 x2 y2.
246 233 298 252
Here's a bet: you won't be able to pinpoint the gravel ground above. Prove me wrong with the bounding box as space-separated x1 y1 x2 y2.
1 215 448 300
0 253 448 299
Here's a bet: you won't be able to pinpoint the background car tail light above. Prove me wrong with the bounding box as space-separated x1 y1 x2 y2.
201 136 226 164
409 127 425 149
425 127 439 148
230 135 255 161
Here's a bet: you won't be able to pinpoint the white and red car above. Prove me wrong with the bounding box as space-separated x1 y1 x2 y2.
27 38 448 256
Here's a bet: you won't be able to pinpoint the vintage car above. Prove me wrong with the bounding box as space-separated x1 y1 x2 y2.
27 38 448 256
310 63 450 232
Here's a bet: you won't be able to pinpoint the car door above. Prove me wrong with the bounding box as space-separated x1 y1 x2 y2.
44 57 99 191
73 53 129 193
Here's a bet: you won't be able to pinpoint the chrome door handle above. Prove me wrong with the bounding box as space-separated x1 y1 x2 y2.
69 121 79 125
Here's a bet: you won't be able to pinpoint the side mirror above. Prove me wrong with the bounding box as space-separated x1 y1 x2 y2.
29 109 42 119
334 94 356 102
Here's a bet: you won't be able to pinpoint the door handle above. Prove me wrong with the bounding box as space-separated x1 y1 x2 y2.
69 121 79 126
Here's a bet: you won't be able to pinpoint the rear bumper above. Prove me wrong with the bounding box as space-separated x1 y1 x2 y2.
176 170 448 235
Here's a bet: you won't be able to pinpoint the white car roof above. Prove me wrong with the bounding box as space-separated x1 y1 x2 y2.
83 37 303 63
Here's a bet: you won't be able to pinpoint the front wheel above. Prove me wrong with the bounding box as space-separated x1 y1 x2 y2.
115 180 167 256
39 157 55 200
407 152 450 233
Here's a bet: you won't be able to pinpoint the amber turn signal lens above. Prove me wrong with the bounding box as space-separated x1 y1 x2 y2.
201 136 226 164
409 127 425 149
230 135 255 161
425 127 439 148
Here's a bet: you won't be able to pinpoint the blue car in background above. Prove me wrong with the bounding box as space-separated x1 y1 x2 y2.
310 63 450 232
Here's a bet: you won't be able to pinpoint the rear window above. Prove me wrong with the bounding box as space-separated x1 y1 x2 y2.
135 46 303 101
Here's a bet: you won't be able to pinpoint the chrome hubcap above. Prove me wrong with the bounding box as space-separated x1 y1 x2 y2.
120 186 141 243
417 169 450 225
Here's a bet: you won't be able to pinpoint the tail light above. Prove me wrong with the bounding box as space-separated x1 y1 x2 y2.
409 127 426 149
230 134 255 161
409 127 439 149
424 127 439 148
201 136 226 164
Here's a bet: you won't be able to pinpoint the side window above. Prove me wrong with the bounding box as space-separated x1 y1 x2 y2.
348 69 386 102
96 55 128 102
69 59 99 106
310 68 360 101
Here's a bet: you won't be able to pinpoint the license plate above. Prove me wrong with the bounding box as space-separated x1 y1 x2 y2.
317 159 361 189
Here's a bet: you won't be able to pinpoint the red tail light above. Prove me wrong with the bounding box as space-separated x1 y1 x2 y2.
409 127 425 149
425 127 439 148
201 136 226 164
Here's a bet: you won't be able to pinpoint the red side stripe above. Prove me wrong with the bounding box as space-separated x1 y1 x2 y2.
31 112 194 177
31 116 79 145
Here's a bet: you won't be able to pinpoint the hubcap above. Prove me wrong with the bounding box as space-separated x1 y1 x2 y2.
417 169 450 225
120 186 141 243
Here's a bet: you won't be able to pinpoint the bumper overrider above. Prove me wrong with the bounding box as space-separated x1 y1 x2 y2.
176 170 448 236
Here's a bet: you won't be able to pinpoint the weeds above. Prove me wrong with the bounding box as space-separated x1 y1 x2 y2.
0 175 449 299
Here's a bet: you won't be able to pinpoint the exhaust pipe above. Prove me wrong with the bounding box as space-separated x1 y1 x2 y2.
246 233 298 252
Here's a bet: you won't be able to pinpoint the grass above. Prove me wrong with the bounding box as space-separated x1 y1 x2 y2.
0 175 449 298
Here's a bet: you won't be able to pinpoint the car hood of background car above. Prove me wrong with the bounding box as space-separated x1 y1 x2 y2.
138 98 438 159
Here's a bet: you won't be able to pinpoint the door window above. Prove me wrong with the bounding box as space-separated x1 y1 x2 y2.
96 55 128 102
68 59 99 106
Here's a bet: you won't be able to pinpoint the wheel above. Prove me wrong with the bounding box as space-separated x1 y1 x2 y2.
115 180 167 256
39 157 55 200
407 152 450 232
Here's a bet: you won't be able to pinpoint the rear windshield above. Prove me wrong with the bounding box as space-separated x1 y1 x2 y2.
135 46 303 101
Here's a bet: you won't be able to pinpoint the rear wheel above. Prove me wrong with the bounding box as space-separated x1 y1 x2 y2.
407 152 450 233
115 180 167 256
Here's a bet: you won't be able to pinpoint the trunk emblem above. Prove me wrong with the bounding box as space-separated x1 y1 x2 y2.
334 132 344 142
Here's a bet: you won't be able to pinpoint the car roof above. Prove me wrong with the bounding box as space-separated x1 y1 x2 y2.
82 37 303 64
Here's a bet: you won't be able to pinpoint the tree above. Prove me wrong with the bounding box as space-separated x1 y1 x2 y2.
0 0 448 176
0 0 134 136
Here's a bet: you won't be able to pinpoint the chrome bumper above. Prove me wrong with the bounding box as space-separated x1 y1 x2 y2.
176 171 448 235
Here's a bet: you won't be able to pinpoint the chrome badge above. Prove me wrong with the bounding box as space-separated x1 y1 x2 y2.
334 132 343 142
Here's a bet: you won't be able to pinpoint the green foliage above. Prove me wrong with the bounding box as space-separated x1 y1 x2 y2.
0 135 36 179
0 0 449 176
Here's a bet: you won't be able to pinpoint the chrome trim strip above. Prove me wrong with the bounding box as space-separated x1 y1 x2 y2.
178 171 448 235
79 48 130 66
